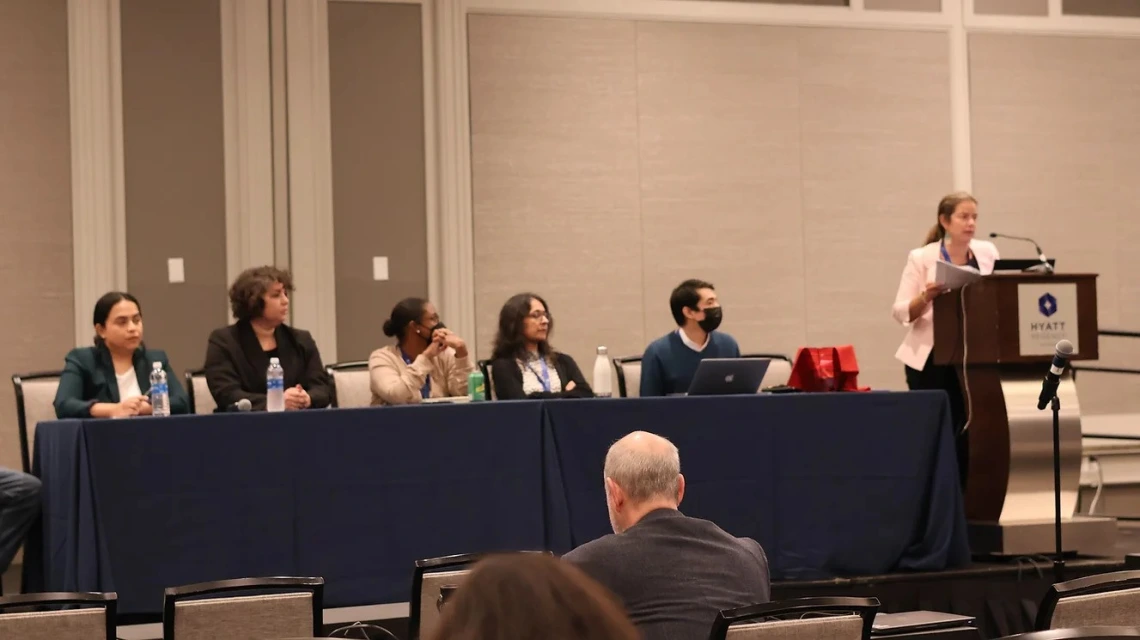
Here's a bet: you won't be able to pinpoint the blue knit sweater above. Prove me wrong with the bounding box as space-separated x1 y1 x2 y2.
639 331 741 397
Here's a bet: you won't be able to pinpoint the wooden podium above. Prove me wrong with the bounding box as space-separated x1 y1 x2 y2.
933 272 1115 556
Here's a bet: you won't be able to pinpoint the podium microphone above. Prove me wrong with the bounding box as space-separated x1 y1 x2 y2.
1037 339 1073 410
989 232 1054 273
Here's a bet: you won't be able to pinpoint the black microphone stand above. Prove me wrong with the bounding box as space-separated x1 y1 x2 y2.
1050 394 1065 583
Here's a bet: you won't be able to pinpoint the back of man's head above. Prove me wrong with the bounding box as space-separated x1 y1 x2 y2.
604 431 681 505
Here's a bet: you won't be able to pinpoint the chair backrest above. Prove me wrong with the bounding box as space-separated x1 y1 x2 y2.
184 369 216 415
1037 570 1140 630
12 371 63 473
325 361 371 408
709 597 880 640
1002 628 1140 639
410 553 481 640
742 353 793 390
613 356 642 398
0 591 117 640
477 359 495 400
163 576 324 640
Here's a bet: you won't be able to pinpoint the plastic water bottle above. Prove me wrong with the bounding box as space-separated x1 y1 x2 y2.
593 346 612 398
149 362 170 417
266 357 285 412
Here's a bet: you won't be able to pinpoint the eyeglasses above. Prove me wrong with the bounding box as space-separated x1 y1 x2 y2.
526 311 551 320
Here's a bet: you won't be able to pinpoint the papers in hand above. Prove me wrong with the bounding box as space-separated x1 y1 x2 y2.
935 260 982 290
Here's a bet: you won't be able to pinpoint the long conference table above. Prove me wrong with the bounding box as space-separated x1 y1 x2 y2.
24 391 970 616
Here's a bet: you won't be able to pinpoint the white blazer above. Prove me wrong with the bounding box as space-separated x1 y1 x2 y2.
892 239 1000 371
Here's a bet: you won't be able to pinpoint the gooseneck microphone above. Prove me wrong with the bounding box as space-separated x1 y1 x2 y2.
1037 339 1073 410
989 232 1054 273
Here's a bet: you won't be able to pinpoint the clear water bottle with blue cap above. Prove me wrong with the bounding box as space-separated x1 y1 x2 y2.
149 362 170 417
266 357 285 412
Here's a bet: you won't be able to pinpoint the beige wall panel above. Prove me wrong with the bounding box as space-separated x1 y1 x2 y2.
469 15 644 371
329 1 426 362
1064 0 1140 17
974 0 1048 16
0 0 72 469
866 0 941 11
799 28 953 391
122 0 228 374
636 22 805 356
970 33 1140 414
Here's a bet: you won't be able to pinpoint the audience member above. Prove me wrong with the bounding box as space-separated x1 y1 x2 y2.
204 266 333 411
0 466 41 577
489 293 593 400
639 279 740 396
429 553 639 640
564 431 770 640
54 291 189 418
369 297 474 405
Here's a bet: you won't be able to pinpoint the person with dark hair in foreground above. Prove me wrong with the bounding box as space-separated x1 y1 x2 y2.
429 553 639 640
204 266 333 411
564 431 770 640
639 279 740 396
488 293 593 400
369 297 474 405
54 291 189 418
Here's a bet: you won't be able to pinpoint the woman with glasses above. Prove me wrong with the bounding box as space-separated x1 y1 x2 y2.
489 293 593 400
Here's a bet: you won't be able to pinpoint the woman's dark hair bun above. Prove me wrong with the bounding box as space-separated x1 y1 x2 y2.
382 319 398 337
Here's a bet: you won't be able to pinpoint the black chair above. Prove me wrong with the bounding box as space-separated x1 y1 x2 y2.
1036 570 1140 630
477 359 495 400
1003 628 1140 639
184 368 216 415
0 591 117 640
12 370 64 473
325 360 370 408
708 596 880 640
612 356 642 398
163 576 324 640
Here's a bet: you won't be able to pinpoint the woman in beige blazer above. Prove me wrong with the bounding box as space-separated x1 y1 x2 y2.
892 192 999 485
369 298 475 405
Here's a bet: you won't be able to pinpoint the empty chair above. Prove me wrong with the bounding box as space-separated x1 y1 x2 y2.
613 356 642 398
184 369 216 415
410 553 482 640
163 576 323 640
709 597 880 640
741 353 793 390
1036 571 1140 630
326 361 370 408
12 371 63 472
1002 628 1140 639
0 591 117 640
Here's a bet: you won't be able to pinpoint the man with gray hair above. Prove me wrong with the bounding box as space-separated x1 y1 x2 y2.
563 431 770 640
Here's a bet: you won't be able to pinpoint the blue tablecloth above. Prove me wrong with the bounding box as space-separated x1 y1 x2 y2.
543 392 970 580
25 391 968 615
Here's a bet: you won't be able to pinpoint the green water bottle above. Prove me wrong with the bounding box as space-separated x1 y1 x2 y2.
468 370 486 402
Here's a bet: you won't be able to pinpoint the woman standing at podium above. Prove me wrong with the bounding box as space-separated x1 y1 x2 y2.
892 192 999 485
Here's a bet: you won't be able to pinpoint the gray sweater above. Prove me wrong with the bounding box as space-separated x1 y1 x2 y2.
563 509 770 640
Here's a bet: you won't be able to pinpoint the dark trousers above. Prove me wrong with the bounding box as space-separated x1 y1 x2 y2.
905 356 970 490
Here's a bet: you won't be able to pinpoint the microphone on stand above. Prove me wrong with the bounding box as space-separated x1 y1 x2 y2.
226 398 253 412
989 232 1054 273
1037 340 1073 410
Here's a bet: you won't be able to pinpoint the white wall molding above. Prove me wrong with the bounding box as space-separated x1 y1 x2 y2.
284 0 338 361
422 0 441 305
221 0 276 319
435 0 476 344
947 0 972 192
68 0 126 346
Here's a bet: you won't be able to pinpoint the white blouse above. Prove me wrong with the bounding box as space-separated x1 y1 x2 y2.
517 356 563 395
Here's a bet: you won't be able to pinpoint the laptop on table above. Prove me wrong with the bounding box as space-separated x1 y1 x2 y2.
686 358 770 396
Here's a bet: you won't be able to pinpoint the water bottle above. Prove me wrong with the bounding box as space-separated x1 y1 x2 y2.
266 357 285 412
593 346 612 398
149 362 170 417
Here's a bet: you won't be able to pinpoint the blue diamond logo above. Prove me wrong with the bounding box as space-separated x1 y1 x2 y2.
1039 293 1058 317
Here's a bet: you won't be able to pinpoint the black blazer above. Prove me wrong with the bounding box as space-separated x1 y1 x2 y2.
563 509 771 640
53 346 191 418
204 320 333 411
490 352 594 400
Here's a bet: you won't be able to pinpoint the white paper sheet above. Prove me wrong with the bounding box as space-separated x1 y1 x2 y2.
935 260 982 290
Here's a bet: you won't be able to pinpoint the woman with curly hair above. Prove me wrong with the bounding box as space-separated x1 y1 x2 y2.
203 266 333 411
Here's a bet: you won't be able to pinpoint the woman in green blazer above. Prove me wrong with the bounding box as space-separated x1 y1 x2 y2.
53 292 190 418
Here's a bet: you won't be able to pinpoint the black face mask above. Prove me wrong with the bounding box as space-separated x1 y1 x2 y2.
417 322 445 344
697 306 722 333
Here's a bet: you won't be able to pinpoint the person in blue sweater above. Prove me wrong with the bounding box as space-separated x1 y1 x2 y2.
640 279 740 396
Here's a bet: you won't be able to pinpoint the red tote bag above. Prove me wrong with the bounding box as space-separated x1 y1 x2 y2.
787 345 870 392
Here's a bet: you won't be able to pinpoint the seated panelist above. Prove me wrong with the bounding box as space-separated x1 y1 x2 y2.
640 279 740 397
369 297 474 405
204 266 333 411
489 293 593 400
54 291 190 418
